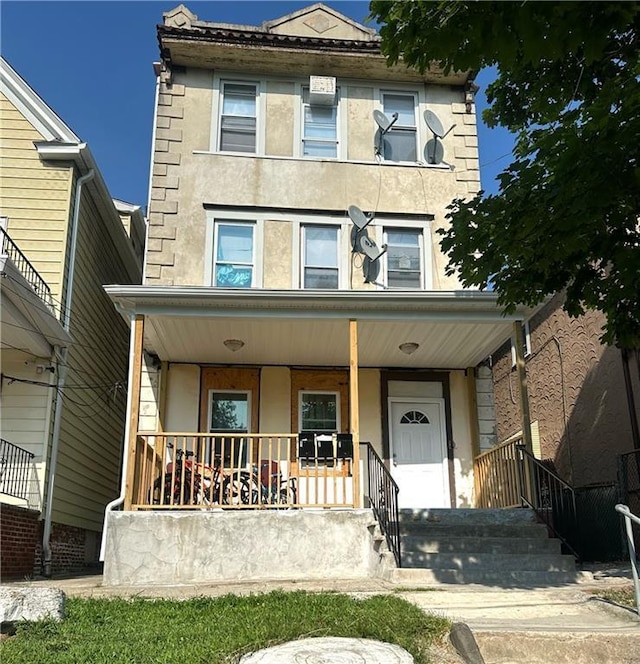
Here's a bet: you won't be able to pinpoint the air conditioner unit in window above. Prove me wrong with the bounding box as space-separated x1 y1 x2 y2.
309 76 336 106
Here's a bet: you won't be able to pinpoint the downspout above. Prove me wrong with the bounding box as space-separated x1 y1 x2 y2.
99 313 137 561
41 167 94 577
99 65 160 561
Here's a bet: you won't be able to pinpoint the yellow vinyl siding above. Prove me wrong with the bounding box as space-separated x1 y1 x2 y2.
51 188 134 532
0 93 72 305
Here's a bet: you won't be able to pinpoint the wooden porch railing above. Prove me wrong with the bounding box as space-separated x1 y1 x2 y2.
129 432 357 510
474 435 523 508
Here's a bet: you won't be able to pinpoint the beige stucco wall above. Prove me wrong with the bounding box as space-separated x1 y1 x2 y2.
146 66 479 288
449 371 475 507
164 364 200 431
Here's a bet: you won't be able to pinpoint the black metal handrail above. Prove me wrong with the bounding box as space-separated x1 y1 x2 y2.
0 438 36 502
1 227 55 312
516 443 580 560
360 442 401 567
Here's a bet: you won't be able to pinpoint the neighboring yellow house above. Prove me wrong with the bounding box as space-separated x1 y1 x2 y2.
0 57 144 577
102 4 533 586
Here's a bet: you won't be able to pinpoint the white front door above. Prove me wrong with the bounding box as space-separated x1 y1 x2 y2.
389 398 450 509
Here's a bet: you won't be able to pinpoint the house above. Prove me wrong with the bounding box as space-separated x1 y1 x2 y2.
0 57 144 578
102 3 534 585
486 293 640 559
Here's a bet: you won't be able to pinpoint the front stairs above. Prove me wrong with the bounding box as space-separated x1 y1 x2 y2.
384 508 579 586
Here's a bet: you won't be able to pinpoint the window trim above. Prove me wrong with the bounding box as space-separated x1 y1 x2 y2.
300 223 341 290
298 83 342 160
382 224 432 290
205 214 264 288
379 89 420 164
298 390 341 434
511 321 532 367
211 74 265 155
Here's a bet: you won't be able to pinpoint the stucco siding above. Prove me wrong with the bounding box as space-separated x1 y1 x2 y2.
0 92 72 305
51 188 132 531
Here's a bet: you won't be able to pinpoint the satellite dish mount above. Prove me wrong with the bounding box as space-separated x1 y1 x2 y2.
347 204 388 283
373 110 398 156
424 109 455 164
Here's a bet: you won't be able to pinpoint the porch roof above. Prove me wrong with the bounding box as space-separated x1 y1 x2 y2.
105 286 528 369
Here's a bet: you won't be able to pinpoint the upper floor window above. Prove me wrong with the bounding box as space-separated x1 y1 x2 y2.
302 225 339 289
213 221 255 288
301 87 338 158
219 82 257 153
385 228 423 288
381 92 418 162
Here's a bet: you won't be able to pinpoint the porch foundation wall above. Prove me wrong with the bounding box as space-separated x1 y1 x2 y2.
103 509 383 586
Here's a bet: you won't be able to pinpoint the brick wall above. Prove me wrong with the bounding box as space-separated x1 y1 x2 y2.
0 503 40 579
34 522 101 575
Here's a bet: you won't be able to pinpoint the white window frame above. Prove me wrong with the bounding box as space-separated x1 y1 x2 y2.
208 389 251 468
298 84 341 160
298 390 341 433
205 215 263 288
382 223 431 290
511 321 532 367
211 75 265 155
379 90 420 164
300 224 341 290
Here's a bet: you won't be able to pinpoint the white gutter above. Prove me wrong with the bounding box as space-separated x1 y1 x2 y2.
99 313 137 561
41 167 94 577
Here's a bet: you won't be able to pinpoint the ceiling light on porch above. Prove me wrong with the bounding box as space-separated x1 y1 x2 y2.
223 339 245 352
399 342 419 355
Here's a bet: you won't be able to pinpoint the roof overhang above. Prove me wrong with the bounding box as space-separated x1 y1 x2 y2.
105 286 527 369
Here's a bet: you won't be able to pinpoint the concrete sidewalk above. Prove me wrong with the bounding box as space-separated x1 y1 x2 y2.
4 566 639 663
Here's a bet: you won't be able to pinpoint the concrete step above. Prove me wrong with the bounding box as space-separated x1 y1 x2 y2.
402 535 561 555
399 507 538 525
401 551 576 572
389 567 583 586
398 522 550 539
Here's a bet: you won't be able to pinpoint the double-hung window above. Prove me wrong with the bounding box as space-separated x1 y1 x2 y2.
219 82 257 153
301 87 338 158
299 391 339 433
209 390 250 467
213 221 255 288
385 228 423 288
302 225 339 289
381 92 418 162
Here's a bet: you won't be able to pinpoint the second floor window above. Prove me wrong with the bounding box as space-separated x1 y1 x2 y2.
385 228 423 288
381 92 418 162
302 225 339 289
214 222 255 288
219 82 257 153
302 88 338 158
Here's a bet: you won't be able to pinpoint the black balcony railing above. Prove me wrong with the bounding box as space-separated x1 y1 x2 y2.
1 227 55 312
0 438 36 502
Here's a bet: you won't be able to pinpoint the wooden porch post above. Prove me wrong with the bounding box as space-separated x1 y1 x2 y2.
349 319 361 508
124 314 145 510
513 321 533 453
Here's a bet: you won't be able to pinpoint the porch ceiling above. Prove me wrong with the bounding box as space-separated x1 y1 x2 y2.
105 286 527 369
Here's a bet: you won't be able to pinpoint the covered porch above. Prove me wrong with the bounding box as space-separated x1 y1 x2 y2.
106 287 530 513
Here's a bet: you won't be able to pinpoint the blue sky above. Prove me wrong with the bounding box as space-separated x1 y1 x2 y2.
1 1 514 209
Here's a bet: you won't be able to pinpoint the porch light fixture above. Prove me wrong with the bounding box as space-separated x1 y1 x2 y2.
223 339 244 352
399 342 419 355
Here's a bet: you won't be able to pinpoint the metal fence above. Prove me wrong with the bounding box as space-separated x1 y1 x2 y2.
574 483 624 562
0 438 36 502
619 449 640 545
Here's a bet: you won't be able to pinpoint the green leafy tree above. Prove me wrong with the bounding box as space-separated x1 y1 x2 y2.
369 1 640 348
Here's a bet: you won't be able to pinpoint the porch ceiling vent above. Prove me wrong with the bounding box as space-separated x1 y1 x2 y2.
309 76 336 106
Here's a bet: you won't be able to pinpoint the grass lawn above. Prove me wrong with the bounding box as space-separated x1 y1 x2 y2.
0 591 450 664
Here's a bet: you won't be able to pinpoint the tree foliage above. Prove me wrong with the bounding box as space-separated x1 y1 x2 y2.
369 1 640 348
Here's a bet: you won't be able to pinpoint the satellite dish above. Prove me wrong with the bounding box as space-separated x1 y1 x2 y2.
373 110 398 134
359 235 388 262
423 109 456 164
348 205 372 231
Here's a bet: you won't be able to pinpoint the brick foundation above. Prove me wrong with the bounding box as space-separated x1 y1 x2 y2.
34 521 101 575
0 503 40 580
